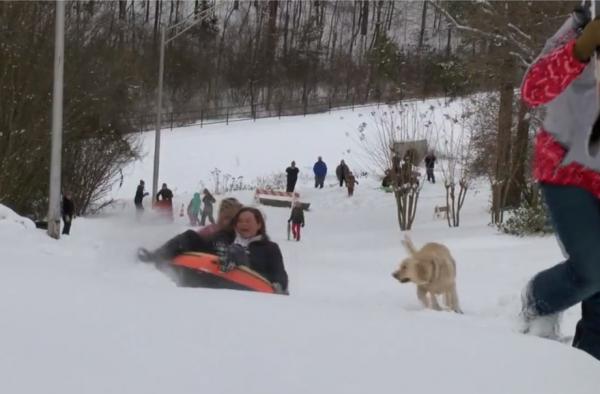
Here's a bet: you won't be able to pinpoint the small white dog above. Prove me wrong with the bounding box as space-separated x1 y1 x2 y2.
391 235 462 313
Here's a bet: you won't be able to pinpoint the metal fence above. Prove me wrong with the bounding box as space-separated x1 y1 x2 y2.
130 95 386 133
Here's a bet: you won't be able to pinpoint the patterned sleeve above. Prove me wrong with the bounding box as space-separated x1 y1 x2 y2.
521 40 587 108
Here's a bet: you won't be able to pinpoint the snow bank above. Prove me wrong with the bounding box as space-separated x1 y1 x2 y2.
1 105 599 394
0 204 35 231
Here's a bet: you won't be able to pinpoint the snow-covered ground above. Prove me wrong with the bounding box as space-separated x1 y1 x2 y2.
1 103 599 393
116 100 464 200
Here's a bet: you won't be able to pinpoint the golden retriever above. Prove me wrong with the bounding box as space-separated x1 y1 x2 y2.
391 235 462 313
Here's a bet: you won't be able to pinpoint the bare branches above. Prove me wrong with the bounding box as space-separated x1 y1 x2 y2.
436 105 474 228
356 102 445 230
430 0 539 66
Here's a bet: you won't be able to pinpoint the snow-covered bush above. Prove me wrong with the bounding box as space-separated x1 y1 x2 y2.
499 199 553 237
254 173 287 191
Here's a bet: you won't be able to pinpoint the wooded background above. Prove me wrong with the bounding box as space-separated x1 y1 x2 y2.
0 1 578 218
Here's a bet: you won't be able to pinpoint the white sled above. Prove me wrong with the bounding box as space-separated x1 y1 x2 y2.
254 188 310 210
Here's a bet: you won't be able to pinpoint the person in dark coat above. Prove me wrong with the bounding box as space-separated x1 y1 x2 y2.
424 152 437 183
345 172 359 197
155 183 174 221
200 188 216 226
156 183 174 202
313 156 327 189
381 170 392 188
134 180 149 218
287 202 305 241
285 161 300 193
391 152 401 175
61 191 74 235
137 207 289 293
335 160 350 187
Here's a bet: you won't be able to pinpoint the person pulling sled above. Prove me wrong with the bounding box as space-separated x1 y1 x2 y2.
287 201 305 241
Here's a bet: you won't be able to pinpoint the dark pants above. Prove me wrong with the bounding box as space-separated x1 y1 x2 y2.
339 177 345 187
529 184 600 360
286 179 297 193
426 167 435 183
315 175 325 189
62 215 72 235
200 208 215 226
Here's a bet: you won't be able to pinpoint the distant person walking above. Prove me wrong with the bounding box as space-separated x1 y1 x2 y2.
286 161 300 193
424 152 437 183
61 192 74 235
313 156 327 189
134 180 149 220
200 188 216 226
345 172 359 197
288 202 305 241
336 160 349 187
187 192 202 226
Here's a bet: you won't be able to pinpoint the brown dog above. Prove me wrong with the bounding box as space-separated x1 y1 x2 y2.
392 235 462 313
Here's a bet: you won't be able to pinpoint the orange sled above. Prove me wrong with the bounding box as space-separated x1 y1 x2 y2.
172 252 275 294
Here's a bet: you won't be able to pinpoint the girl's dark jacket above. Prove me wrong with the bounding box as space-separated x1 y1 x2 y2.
288 207 305 225
209 231 289 290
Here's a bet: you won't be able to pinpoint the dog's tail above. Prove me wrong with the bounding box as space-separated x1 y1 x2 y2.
401 234 418 255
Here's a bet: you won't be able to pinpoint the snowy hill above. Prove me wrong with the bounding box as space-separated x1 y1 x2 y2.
1 102 599 393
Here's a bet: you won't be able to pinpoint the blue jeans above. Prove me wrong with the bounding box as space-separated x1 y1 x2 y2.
530 184 600 360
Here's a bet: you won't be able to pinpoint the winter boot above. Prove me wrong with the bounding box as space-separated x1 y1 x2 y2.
137 248 155 263
518 282 562 340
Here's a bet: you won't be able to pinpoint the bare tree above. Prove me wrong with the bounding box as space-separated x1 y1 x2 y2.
437 110 474 228
357 103 437 231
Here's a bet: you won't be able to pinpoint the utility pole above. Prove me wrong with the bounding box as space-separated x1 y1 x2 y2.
47 0 65 239
152 27 166 200
152 4 215 199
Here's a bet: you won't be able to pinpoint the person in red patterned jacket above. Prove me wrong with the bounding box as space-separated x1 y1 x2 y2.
520 6 600 361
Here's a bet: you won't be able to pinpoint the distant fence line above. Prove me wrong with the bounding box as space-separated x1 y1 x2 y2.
129 95 389 133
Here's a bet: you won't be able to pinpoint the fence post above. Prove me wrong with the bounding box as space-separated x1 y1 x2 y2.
303 100 307 117
329 97 332 114
226 108 229 125
278 102 282 119
200 110 204 128
253 104 256 122
170 112 174 131
352 95 355 111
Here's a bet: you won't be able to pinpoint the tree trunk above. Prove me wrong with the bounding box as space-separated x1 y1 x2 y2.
283 0 290 58
118 0 126 48
508 100 530 207
154 0 161 46
361 1 368 36
418 0 428 50
169 0 174 25
446 25 452 57
492 51 515 222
